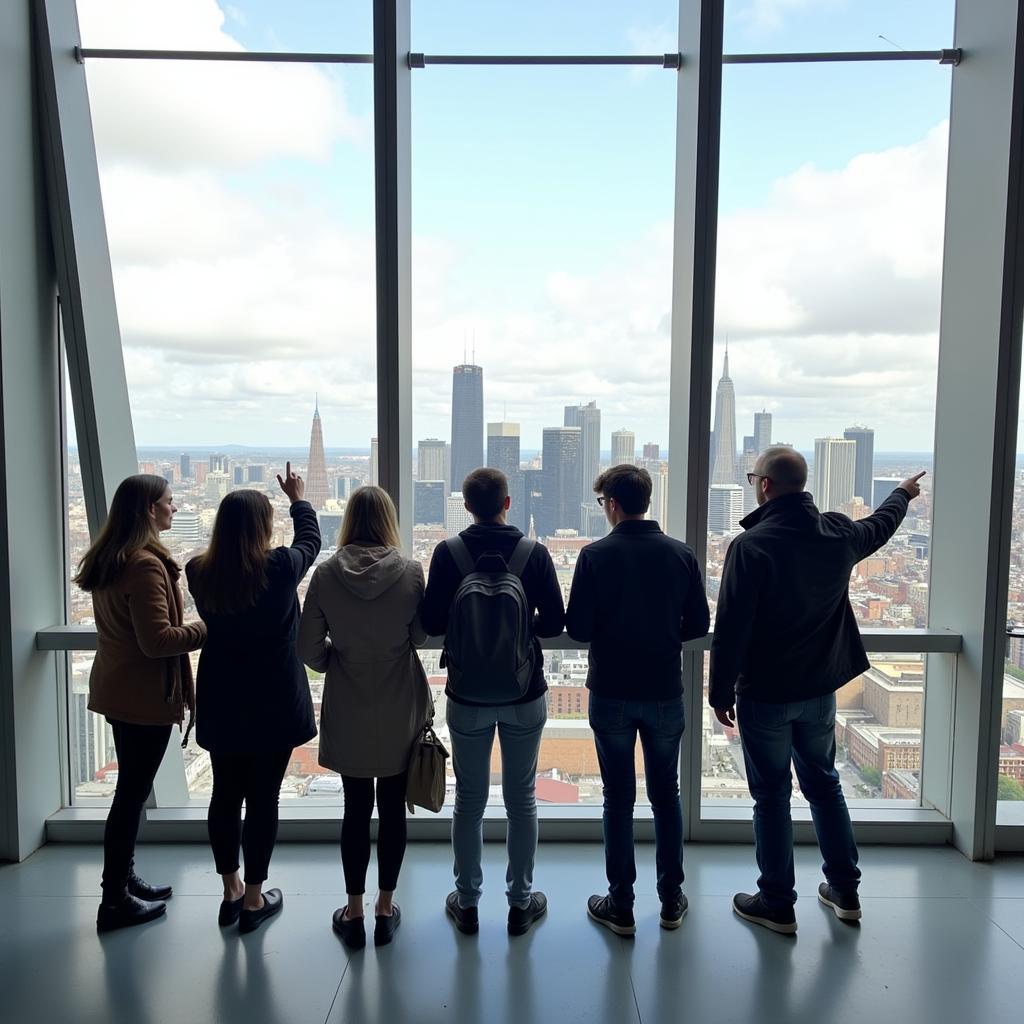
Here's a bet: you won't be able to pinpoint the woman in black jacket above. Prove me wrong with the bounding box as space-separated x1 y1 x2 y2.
186 463 321 933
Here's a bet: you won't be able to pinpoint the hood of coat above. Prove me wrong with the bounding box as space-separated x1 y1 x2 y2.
328 544 407 600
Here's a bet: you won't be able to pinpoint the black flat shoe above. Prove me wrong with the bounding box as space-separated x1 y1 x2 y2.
238 888 283 934
332 907 366 950
128 872 173 901
508 892 547 936
219 896 244 927
374 904 401 946
97 893 166 933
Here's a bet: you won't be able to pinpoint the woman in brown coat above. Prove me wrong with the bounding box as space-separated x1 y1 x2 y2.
76 475 206 932
298 486 430 950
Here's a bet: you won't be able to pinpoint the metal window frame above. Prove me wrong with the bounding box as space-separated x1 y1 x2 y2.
23 0 1024 856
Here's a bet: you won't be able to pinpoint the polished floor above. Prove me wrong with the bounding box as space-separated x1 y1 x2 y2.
2 841 1024 1023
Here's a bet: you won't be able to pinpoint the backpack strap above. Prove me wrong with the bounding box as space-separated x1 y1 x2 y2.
445 536 476 578
507 537 536 578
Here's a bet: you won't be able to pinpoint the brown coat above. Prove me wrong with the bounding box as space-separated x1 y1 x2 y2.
88 549 207 726
298 545 431 779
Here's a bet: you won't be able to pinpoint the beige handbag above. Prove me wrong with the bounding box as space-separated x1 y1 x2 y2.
406 712 449 814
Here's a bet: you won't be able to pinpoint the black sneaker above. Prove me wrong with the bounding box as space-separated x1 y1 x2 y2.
732 892 797 935
445 891 479 935
127 871 173 901
659 894 689 930
218 896 244 927
508 892 547 936
238 888 283 934
332 907 366 949
587 894 636 936
96 893 166 933
374 904 402 946
818 883 862 921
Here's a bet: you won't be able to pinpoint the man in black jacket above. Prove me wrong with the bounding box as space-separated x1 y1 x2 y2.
710 446 923 934
421 468 564 937
566 465 710 935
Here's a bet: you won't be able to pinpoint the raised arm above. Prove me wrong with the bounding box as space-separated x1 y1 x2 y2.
850 473 922 562
297 569 332 673
565 549 596 643
127 559 206 658
286 500 322 581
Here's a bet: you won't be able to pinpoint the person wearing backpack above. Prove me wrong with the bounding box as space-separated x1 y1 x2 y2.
566 464 710 936
421 467 565 937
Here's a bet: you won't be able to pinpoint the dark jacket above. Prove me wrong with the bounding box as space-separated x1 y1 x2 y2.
565 520 710 701
708 488 910 708
186 500 322 754
420 522 565 706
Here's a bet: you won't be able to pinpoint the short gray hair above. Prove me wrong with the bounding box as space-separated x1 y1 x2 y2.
759 446 807 491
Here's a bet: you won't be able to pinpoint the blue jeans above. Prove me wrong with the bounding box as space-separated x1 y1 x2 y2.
447 695 547 909
737 692 860 909
589 694 685 909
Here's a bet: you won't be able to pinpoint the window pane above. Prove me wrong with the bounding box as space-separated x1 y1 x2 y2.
85 54 375 803
412 65 676 803
412 0 678 54
723 1 954 55
706 61 950 632
76 0 372 54
701 652 930 811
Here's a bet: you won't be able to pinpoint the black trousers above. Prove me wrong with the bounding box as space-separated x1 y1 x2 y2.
207 750 292 885
101 719 172 901
340 772 409 895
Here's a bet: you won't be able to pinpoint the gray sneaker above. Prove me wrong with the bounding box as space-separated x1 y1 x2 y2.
732 892 797 935
660 894 689 929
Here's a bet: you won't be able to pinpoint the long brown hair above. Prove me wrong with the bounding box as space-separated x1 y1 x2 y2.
189 490 275 614
75 475 175 592
338 486 400 549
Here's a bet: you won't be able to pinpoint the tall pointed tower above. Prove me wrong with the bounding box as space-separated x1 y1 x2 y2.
306 396 328 510
710 347 737 485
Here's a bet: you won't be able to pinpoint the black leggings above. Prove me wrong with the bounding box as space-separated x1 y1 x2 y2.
341 772 409 895
101 719 172 900
207 750 292 885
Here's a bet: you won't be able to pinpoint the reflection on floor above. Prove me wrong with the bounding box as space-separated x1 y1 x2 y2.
1 842 1023 1023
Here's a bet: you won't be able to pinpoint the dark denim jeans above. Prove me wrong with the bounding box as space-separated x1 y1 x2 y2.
737 692 860 909
589 694 685 909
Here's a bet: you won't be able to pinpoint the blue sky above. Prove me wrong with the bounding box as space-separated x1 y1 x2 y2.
77 0 957 453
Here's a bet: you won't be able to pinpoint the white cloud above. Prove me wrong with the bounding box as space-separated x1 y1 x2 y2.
78 0 367 170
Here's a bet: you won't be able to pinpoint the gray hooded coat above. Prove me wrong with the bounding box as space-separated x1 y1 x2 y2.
298 544 431 778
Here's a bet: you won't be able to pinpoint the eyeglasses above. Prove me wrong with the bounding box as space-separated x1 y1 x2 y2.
597 496 608 507
746 472 771 486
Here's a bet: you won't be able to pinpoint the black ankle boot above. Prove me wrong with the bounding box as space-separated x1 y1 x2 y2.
128 871 173 901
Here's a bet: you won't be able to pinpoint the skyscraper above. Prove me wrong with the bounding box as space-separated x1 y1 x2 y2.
414 480 446 526
711 349 737 485
451 363 484 493
179 453 191 479
649 462 669 524
418 439 449 491
753 409 772 453
306 399 329 510
814 437 857 513
642 442 660 461
708 484 745 534
564 401 601 501
611 429 635 467
209 453 229 473
540 426 582 536
843 425 875 505
247 464 265 484
446 492 474 537
487 421 524 530
369 437 379 486
872 477 903 510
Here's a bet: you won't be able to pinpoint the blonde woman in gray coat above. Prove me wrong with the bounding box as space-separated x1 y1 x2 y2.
298 485 430 950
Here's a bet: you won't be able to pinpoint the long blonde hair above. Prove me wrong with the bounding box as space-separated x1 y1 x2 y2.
339 486 400 549
189 490 275 614
74 475 175 591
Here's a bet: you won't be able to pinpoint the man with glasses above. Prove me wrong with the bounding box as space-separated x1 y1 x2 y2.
566 464 710 935
710 445 924 934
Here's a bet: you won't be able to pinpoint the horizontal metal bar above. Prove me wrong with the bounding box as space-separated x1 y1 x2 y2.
36 625 963 654
74 47 373 64
723 48 960 66
409 53 681 68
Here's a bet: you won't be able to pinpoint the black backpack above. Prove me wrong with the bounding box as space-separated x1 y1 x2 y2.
443 536 537 704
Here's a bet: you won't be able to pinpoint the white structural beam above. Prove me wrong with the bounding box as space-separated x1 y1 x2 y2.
926 0 1024 858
